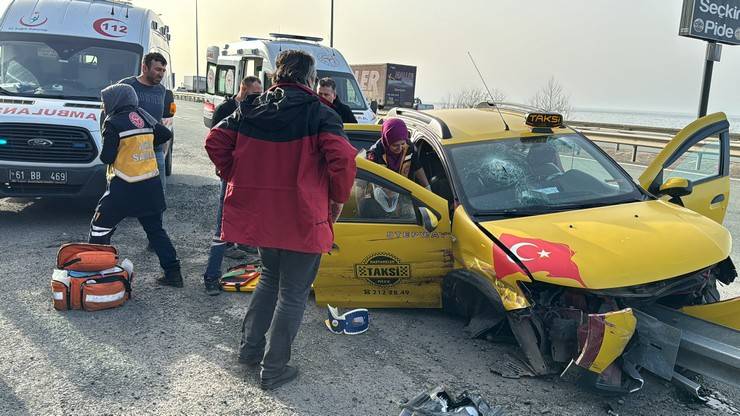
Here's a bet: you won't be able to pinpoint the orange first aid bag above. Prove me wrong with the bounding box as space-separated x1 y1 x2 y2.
57 243 118 272
52 243 133 312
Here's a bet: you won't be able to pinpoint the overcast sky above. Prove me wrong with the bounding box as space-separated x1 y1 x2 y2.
2 0 739 115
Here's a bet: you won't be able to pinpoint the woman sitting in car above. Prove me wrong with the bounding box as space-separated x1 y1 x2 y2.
366 118 431 188
355 118 431 219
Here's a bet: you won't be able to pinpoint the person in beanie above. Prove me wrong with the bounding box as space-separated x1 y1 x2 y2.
367 118 430 188
205 50 356 390
89 83 182 287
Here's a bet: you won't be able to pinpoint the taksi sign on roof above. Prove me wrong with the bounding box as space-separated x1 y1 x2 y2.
680 0 740 45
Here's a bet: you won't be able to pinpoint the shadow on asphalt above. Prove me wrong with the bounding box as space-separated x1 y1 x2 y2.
0 379 30 416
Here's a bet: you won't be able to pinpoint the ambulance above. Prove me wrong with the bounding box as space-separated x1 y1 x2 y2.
0 0 175 199
203 33 376 127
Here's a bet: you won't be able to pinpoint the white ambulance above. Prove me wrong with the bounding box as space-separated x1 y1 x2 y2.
0 0 174 199
203 33 375 127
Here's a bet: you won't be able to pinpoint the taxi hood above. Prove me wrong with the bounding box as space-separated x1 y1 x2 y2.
480 200 731 290
0 97 102 132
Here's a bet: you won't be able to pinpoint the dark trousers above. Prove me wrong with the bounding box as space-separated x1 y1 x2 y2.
89 209 180 273
203 179 228 279
239 248 321 378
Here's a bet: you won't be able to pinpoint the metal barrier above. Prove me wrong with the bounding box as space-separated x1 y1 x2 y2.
172 96 739 163
569 121 740 164
173 92 205 102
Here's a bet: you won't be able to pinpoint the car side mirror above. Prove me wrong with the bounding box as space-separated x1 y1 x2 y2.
418 206 439 232
370 100 378 114
658 177 693 206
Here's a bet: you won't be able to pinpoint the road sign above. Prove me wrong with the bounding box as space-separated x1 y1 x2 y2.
679 0 740 45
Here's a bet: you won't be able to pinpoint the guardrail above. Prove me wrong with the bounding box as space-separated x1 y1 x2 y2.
569 120 740 164
173 92 205 102
173 95 739 163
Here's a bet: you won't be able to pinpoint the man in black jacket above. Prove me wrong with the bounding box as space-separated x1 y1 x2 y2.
211 76 263 127
202 76 263 295
89 84 182 287
317 77 358 124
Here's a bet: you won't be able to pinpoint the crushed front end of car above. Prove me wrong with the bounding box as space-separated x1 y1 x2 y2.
503 257 738 393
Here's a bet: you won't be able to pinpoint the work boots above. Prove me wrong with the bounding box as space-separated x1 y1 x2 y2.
157 268 184 288
203 275 221 296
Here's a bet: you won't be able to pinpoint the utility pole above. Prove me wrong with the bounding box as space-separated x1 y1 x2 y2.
195 0 200 93
697 41 722 118
330 0 334 47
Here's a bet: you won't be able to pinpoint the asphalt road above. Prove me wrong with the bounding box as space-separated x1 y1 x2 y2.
0 100 737 416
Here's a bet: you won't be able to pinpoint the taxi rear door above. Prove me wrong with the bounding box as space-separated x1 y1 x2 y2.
638 112 732 224
314 157 453 308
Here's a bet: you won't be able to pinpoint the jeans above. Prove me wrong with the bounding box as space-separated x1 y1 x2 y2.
239 248 322 378
155 145 166 193
204 179 228 279
89 209 180 273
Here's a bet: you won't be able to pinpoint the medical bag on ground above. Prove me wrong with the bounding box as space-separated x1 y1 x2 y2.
52 243 133 311
219 263 261 292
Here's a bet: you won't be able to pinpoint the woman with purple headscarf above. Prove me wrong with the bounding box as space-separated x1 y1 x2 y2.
366 118 430 188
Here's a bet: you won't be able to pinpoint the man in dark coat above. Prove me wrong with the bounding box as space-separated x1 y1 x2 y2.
317 77 358 124
210 76 263 128
202 76 263 296
89 84 181 287
206 50 356 390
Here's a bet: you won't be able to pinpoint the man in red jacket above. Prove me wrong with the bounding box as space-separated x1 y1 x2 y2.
205 50 357 390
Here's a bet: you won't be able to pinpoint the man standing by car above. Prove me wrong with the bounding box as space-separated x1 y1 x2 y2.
120 52 169 192
206 50 356 389
317 77 358 124
210 76 262 128
203 76 263 296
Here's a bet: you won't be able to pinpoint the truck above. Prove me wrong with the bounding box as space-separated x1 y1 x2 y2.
203 33 376 127
183 75 206 93
351 63 417 110
0 0 176 199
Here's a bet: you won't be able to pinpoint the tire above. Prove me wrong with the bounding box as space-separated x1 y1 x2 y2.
165 139 173 177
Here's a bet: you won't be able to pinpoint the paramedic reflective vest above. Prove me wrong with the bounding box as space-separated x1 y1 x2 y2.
110 126 159 183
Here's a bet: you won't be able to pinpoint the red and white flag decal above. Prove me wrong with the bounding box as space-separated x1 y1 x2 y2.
492 234 584 287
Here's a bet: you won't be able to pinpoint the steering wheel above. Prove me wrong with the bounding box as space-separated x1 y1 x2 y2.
537 162 564 182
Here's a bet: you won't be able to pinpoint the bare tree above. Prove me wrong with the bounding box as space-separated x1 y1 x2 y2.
442 87 506 109
529 76 571 118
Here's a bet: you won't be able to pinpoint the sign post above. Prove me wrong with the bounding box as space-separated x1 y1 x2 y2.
678 0 740 117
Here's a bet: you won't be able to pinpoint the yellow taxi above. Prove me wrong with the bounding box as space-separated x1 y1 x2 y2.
316 105 738 393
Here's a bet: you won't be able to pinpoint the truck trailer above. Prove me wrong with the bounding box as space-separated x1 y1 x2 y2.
351 63 417 109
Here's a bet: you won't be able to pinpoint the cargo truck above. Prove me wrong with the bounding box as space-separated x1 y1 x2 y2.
351 63 417 109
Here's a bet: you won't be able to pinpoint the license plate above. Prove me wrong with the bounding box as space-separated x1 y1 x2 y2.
8 168 68 184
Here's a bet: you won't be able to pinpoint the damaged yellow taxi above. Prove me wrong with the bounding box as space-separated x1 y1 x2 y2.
315 106 739 393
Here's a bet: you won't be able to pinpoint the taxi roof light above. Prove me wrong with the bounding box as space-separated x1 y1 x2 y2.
525 112 564 129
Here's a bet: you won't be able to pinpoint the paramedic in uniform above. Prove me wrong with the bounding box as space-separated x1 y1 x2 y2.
206 50 356 390
119 52 169 192
88 84 182 288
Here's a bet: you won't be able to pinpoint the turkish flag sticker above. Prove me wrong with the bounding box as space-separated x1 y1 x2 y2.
492 234 584 287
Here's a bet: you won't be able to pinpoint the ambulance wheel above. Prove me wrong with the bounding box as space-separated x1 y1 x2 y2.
165 141 173 176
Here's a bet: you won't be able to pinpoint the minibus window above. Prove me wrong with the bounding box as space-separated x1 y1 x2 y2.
0 33 141 100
